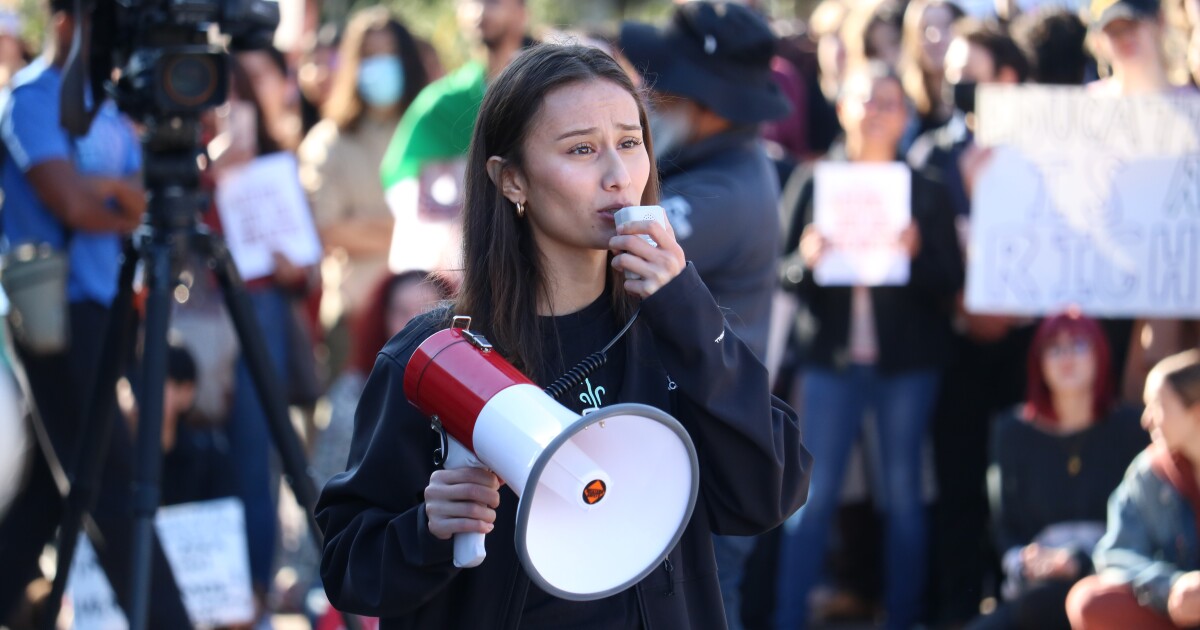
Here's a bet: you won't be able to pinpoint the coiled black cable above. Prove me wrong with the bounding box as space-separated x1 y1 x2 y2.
543 307 641 401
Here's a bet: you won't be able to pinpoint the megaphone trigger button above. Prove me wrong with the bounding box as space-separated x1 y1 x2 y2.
430 416 448 467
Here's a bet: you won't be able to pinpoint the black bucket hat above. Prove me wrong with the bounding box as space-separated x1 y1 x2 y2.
619 1 791 125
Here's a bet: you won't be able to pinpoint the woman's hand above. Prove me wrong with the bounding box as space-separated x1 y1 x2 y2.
799 225 826 269
1021 543 1079 581
898 223 922 259
609 217 686 299
1169 571 1200 627
424 467 502 540
271 252 312 289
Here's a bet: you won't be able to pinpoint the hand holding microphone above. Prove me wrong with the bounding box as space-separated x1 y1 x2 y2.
610 205 686 299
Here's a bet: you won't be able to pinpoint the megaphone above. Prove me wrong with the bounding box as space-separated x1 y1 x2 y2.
403 316 700 601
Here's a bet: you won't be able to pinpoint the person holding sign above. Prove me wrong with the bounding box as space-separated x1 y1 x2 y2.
1082 0 1200 411
317 44 811 629
776 61 963 630
206 52 319 613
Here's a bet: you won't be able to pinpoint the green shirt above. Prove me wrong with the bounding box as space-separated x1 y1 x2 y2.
379 61 487 190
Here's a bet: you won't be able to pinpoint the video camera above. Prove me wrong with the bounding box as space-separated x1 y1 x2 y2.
62 0 279 134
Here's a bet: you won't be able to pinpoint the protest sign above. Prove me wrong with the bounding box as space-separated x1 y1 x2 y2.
966 85 1200 316
154 498 255 629
216 153 323 281
813 162 912 286
65 536 128 630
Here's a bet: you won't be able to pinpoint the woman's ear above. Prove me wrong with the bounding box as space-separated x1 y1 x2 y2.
486 156 526 205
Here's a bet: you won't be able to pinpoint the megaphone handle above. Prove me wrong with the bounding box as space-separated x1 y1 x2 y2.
443 437 488 568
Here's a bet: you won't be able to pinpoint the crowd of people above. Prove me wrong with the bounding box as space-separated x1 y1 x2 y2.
0 0 1199 628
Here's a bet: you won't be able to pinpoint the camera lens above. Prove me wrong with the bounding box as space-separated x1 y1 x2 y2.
163 54 218 108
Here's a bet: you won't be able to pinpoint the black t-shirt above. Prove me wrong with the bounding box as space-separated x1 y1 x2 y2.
519 291 642 629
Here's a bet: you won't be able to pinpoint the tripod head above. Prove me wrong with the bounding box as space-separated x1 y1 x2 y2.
59 0 279 228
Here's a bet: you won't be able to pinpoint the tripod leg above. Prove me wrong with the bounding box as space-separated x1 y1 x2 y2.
201 235 324 541
41 239 138 630
202 235 364 630
126 237 173 630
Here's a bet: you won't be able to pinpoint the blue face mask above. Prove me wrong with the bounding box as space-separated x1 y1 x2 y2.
358 55 405 108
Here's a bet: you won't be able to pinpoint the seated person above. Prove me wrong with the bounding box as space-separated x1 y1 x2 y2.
120 342 234 506
1066 349 1200 630
975 313 1147 630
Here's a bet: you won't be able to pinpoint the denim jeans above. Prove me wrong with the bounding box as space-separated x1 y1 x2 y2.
229 287 291 590
775 365 939 630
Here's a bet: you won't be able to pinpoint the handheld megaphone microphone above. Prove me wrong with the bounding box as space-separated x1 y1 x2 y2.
403 316 700 601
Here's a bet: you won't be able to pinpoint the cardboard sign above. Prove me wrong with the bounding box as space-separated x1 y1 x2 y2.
154 498 255 628
813 162 912 286
966 85 1200 316
64 536 128 630
63 499 254 629
216 153 323 281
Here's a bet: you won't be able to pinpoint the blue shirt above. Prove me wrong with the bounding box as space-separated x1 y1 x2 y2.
0 59 141 306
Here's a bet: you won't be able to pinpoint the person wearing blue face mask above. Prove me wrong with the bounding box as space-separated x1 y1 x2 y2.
298 6 431 374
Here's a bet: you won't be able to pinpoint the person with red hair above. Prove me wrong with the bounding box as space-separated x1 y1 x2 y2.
303 270 449 625
313 270 450 491
974 313 1148 629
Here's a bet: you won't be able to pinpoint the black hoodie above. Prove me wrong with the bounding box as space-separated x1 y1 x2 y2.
316 264 811 629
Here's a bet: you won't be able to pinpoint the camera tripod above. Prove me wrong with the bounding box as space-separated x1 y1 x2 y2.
38 118 356 630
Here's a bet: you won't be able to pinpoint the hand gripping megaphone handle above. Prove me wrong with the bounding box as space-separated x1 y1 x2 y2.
443 436 488 568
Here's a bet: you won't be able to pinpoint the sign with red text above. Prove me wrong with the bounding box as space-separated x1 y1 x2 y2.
216 153 323 281
813 162 912 286
968 86 1200 316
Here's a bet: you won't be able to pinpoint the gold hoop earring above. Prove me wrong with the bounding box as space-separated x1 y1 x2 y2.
516 201 525 218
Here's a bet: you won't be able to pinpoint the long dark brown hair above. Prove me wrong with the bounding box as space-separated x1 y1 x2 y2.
323 6 429 132
453 44 660 378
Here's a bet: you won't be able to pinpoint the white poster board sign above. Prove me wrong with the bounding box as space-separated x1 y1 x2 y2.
813 162 912 286
65 536 129 630
966 85 1200 316
154 498 255 629
216 153 323 281
63 499 254 629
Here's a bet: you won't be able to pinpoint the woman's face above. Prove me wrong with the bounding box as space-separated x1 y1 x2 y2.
387 279 442 338
867 21 903 67
839 75 908 153
509 79 650 258
1143 374 1199 452
920 4 957 73
1041 332 1098 397
1100 17 1160 63
298 45 337 105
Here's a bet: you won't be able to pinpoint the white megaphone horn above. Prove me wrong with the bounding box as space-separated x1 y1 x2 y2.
403 316 700 601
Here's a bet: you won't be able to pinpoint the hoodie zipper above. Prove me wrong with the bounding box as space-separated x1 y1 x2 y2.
663 558 675 596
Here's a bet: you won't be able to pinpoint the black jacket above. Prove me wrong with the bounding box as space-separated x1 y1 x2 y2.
658 127 782 360
779 152 964 374
316 264 812 629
